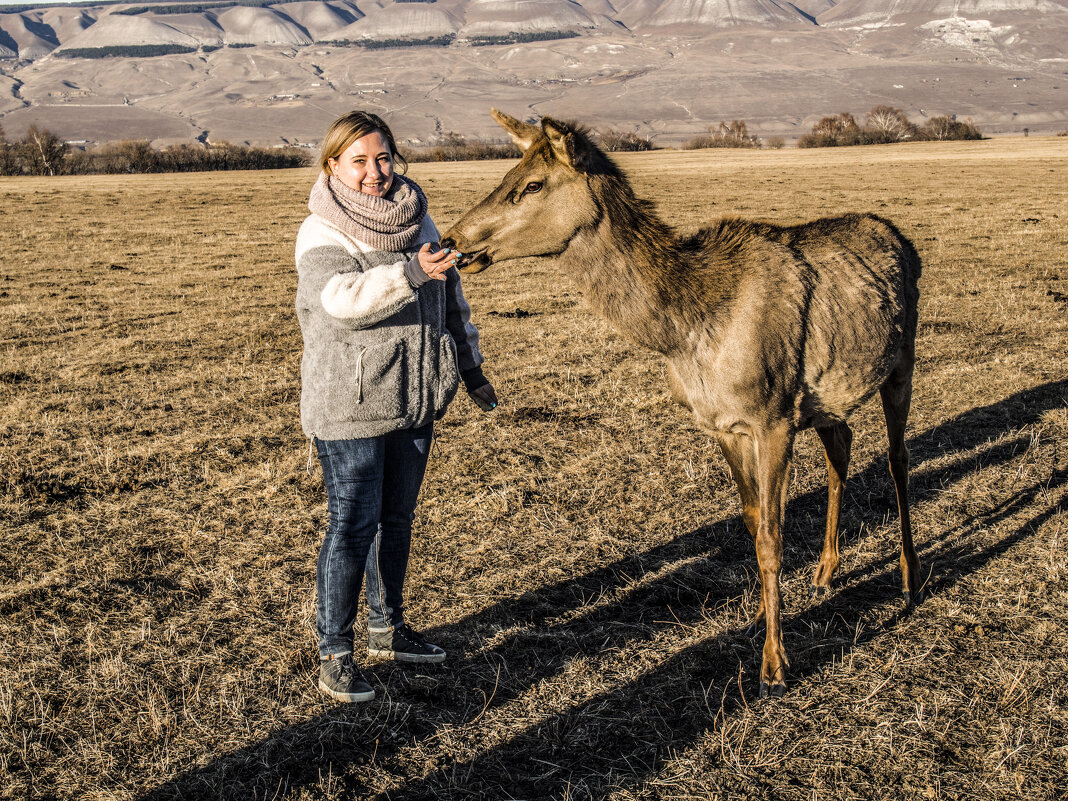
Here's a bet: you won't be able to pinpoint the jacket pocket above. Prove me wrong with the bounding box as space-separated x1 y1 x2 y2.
434 334 460 417
330 337 408 423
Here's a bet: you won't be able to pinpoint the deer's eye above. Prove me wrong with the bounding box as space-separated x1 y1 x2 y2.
524 181 543 195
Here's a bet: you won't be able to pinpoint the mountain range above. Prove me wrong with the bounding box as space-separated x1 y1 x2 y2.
0 0 1065 147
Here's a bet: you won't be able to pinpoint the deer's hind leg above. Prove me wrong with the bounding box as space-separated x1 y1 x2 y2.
880 353 923 606
812 422 853 595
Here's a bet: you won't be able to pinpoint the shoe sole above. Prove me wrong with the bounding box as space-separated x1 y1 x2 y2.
367 647 446 664
318 680 375 703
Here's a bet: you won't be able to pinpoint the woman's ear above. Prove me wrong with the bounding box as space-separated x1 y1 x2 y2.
326 158 337 177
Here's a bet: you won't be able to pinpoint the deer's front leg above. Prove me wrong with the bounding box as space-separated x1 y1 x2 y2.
754 424 795 698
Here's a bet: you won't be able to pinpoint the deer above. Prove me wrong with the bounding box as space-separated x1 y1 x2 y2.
442 110 923 697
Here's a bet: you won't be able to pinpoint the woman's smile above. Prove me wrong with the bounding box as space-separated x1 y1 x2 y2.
328 130 395 196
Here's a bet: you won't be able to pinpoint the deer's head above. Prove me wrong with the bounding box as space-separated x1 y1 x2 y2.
443 110 611 273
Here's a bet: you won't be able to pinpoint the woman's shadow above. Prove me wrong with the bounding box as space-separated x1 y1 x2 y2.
138 379 1067 800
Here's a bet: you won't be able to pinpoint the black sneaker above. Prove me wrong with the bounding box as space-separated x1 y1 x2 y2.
319 653 375 703
368 624 446 663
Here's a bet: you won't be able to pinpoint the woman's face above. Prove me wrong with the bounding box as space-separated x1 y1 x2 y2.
328 130 395 197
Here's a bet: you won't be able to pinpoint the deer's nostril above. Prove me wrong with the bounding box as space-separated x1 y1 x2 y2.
440 237 456 250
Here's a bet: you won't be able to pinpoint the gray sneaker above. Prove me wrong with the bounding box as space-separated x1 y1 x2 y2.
368 624 446 663
319 653 375 703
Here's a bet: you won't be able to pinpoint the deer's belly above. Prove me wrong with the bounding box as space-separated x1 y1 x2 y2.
666 353 788 436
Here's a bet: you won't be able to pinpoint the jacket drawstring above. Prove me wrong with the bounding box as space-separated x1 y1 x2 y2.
354 347 366 404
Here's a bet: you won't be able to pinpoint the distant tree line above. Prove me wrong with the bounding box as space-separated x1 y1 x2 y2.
57 44 200 59
56 43 265 58
597 129 655 152
116 1 277 15
0 126 309 176
468 31 581 46
682 120 785 150
323 35 455 49
799 106 983 147
0 1 128 13
324 31 582 49
406 133 520 162
361 36 455 50
0 107 994 177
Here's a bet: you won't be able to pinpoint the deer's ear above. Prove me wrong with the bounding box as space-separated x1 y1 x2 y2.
491 108 542 152
542 117 591 174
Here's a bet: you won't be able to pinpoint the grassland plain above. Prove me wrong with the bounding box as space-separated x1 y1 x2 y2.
0 138 1066 800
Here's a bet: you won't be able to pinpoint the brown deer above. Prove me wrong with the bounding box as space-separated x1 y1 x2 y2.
443 110 923 697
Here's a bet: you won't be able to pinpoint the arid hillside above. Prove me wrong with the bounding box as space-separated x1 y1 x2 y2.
0 0 1065 146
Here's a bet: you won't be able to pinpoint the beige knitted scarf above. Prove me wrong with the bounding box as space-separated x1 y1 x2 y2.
308 172 428 252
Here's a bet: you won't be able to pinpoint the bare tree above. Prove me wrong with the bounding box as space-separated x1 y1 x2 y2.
21 125 68 176
799 112 863 147
597 129 654 152
683 120 761 149
710 120 761 148
0 124 19 176
917 115 983 142
865 105 916 143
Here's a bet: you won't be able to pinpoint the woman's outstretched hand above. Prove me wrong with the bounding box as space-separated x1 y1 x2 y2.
417 242 461 281
469 382 498 412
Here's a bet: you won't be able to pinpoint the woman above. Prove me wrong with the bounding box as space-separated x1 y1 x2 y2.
295 111 497 703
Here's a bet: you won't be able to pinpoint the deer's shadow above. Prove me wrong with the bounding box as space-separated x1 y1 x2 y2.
137 379 1067 800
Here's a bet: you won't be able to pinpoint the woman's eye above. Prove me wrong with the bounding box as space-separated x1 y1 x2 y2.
525 182 543 194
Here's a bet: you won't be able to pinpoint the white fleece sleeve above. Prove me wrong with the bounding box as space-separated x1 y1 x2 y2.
319 261 411 320
296 215 420 330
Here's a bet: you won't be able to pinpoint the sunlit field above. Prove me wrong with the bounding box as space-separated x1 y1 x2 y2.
1 137 1066 800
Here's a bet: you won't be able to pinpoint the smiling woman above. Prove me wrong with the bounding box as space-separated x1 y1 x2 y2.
328 132 394 196
295 110 499 704
320 115 405 198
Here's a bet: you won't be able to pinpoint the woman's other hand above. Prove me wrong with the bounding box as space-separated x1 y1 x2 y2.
468 382 498 412
418 242 460 282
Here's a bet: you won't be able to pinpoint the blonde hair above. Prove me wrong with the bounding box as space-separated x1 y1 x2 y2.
319 111 408 176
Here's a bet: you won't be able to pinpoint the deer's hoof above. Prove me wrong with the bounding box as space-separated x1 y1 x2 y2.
759 681 786 699
745 621 764 639
903 589 926 608
809 585 830 598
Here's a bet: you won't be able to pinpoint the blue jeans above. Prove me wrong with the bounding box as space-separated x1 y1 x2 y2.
314 424 433 659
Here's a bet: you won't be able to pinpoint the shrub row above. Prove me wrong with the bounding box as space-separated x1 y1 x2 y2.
322 35 455 49
57 44 199 58
56 43 290 58
324 31 580 49
0 107 994 177
51 29 585 59
115 2 276 15
798 107 983 147
468 31 581 46
406 133 520 163
598 130 655 152
672 109 983 151
682 120 771 150
0 126 309 176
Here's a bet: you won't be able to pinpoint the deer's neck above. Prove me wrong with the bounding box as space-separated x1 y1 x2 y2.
563 177 699 355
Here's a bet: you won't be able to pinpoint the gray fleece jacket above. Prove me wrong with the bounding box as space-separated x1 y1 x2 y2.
295 212 484 440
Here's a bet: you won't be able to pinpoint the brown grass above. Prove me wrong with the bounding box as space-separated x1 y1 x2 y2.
1 137 1066 800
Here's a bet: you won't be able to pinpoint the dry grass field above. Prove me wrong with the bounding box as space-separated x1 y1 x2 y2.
1 137 1066 800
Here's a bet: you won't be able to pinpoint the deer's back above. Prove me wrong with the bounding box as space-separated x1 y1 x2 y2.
673 213 920 433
